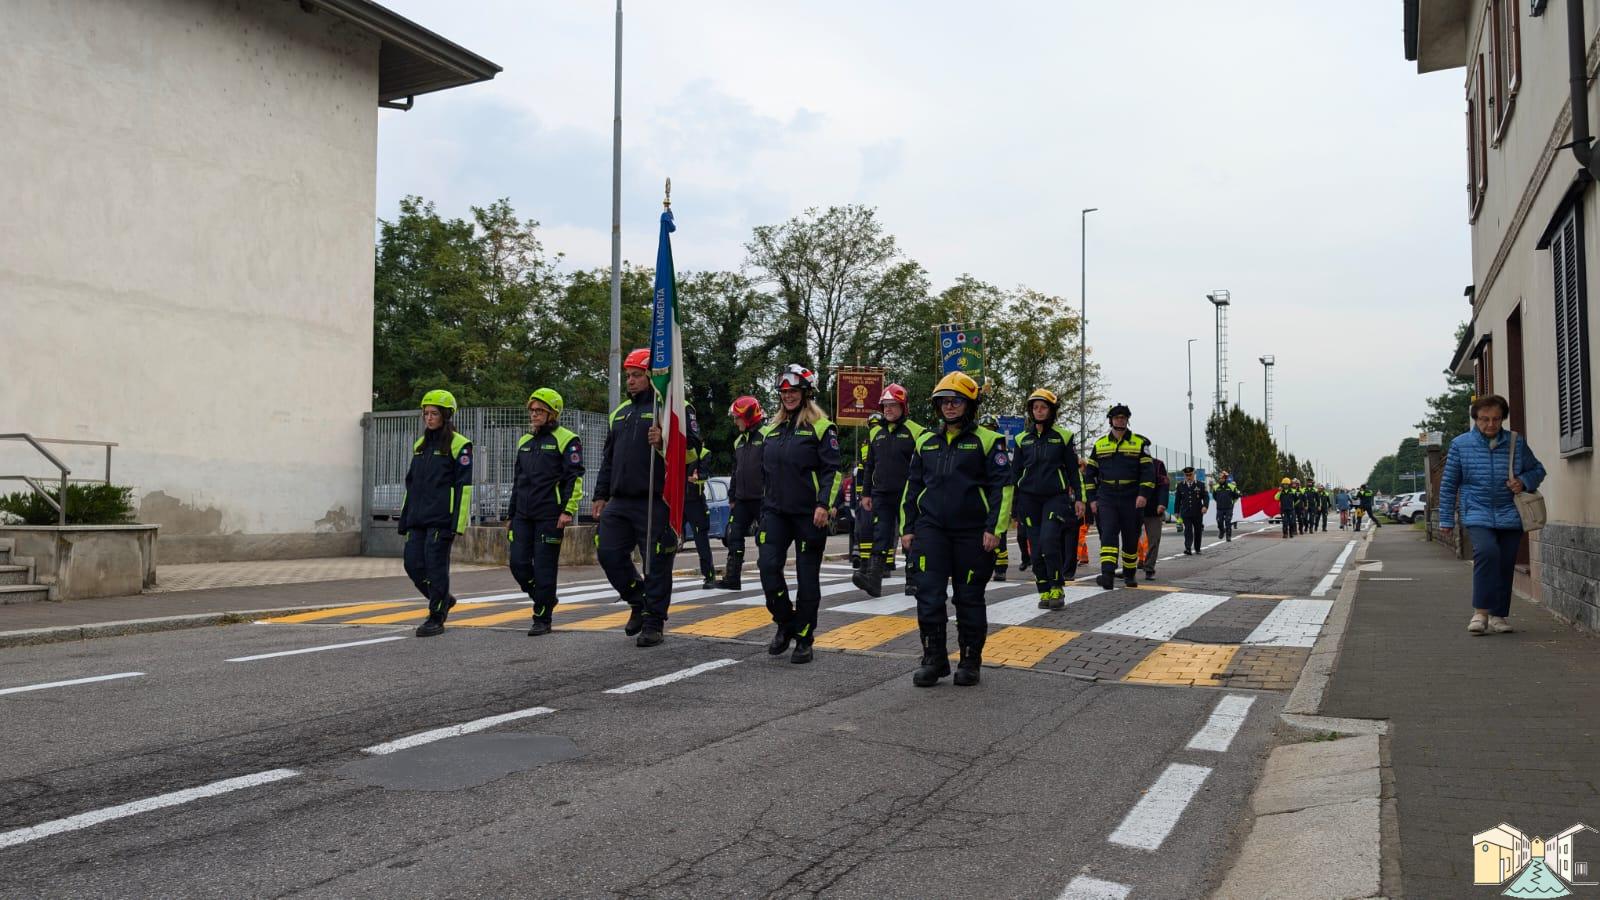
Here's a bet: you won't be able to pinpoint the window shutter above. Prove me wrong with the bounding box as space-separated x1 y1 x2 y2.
1552 209 1592 453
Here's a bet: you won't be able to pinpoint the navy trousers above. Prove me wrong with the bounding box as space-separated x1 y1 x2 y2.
1467 526 1521 617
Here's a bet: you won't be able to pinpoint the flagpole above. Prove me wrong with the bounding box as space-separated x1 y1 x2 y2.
644 178 670 578
607 0 624 411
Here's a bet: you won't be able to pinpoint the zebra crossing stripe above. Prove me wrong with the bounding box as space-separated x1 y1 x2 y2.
1242 598 1332 647
1093 592 1231 641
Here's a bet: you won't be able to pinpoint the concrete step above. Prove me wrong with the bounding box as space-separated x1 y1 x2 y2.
0 583 49 604
0 565 27 586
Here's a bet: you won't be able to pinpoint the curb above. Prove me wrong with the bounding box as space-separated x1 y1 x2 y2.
0 604 367 650
1210 529 1393 900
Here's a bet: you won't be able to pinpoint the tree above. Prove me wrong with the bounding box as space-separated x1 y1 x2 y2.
1416 323 1474 446
745 205 901 398
1364 437 1423 494
675 270 783 470
545 265 654 414
1206 407 1279 493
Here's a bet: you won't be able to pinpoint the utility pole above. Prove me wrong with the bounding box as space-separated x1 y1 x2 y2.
1207 291 1231 419
1079 207 1097 438
1187 338 1197 464
607 0 624 410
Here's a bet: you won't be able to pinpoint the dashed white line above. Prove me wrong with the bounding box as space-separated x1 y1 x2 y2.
1187 695 1257 752
225 636 407 662
361 706 556 755
0 768 300 850
1311 540 1358 597
1057 875 1132 900
1107 762 1213 850
0 672 145 697
603 658 739 694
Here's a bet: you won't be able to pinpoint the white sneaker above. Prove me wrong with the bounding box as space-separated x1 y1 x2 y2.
1487 616 1514 634
1468 615 1487 635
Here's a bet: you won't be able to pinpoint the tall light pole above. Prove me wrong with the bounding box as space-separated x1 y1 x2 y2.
1079 207 1097 438
1186 338 1197 463
607 0 624 410
1259 354 1276 433
1206 290 1231 419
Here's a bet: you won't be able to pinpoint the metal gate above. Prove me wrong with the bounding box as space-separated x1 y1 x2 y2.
361 406 611 555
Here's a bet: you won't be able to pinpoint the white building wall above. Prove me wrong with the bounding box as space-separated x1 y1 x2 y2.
0 0 379 561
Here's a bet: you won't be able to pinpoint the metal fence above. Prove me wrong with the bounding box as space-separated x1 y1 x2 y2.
362 406 611 528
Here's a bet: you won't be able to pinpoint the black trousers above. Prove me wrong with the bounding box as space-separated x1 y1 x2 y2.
1320 509 1330 531
1282 507 1297 537
909 524 991 648
1096 493 1142 574
1183 516 1205 551
508 516 562 622
403 527 454 616
1016 493 1076 595
684 496 714 576
724 498 761 559
596 496 678 626
871 490 903 565
1216 505 1234 538
758 510 826 641
854 497 877 565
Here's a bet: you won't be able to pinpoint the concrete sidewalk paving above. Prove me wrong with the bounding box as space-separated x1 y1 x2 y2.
1217 525 1600 899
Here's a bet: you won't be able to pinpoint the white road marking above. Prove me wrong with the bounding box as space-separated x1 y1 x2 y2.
1056 875 1132 900
1107 762 1213 850
1311 540 1359 597
984 585 1104 624
0 768 300 850
603 658 739 694
1093 592 1230 641
1366 577 1414 581
225 636 407 663
1187 695 1257 752
718 578 901 606
560 578 703 604
831 590 917 615
0 672 145 697
1243 598 1333 647
671 574 846 605
362 707 556 755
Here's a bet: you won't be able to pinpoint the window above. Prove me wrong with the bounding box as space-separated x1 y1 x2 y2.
1489 0 1521 141
1467 55 1489 219
1474 339 1494 399
1549 205 1592 453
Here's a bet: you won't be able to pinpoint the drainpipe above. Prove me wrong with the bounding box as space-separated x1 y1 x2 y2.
1570 0 1600 177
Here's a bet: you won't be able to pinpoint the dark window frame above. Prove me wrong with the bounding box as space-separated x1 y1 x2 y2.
1539 197 1593 455
1489 0 1522 143
1467 55 1489 220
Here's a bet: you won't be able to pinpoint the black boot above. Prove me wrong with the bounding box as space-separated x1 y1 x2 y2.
636 625 664 647
790 639 813 664
415 615 444 638
527 619 552 636
702 572 717 589
767 623 792 656
624 603 645 636
1123 568 1138 588
953 644 982 686
912 634 951 687
992 566 1007 583
852 555 885 598
1096 566 1115 590
715 554 743 589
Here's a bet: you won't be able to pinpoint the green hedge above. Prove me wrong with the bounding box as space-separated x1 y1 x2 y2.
0 484 137 526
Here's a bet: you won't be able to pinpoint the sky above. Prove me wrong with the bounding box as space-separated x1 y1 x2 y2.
374 1 1471 487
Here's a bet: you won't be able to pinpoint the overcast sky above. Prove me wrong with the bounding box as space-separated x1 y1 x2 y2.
375 1 1469 487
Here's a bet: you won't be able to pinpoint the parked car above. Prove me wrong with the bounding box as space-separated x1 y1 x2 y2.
1395 493 1429 524
706 476 731 539
1385 492 1421 520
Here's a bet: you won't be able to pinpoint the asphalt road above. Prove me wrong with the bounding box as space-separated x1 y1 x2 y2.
0 523 1359 899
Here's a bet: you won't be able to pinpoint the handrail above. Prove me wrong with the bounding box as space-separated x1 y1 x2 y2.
0 433 87 526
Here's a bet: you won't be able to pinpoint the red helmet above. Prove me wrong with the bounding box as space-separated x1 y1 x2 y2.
879 383 908 406
776 363 816 394
623 348 651 371
728 395 765 427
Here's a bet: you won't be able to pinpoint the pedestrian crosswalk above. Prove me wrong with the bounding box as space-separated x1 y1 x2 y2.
259 564 1329 691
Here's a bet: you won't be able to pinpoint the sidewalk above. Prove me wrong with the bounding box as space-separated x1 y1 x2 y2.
1318 527 1600 897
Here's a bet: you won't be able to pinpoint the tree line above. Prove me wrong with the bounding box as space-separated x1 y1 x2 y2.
373 196 1105 469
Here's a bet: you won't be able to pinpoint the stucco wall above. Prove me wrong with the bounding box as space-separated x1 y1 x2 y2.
0 0 379 561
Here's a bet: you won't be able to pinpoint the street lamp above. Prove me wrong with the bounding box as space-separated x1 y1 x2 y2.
1206 290 1231 419
1187 338 1197 464
1259 354 1276 433
1079 207 1098 438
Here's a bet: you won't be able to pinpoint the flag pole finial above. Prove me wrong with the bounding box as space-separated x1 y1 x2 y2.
663 178 672 209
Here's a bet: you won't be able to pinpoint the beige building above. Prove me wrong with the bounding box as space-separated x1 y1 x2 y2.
1406 0 1600 629
1 0 496 562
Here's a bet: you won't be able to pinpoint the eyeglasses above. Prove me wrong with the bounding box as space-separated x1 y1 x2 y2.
935 398 966 407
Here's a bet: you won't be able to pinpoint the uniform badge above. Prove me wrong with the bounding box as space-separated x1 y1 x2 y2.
460 452 471 466
828 435 840 451
993 450 1009 466
569 451 581 464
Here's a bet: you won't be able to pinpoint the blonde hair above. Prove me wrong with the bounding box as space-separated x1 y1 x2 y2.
775 398 828 430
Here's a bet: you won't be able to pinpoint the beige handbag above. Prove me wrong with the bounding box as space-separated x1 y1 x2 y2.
1508 432 1546 532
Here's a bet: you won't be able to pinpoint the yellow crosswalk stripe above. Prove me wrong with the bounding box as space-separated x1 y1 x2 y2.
670 606 772 638
561 604 702 632
1123 642 1241 686
262 602 413 623
1126 583 1182 593
343 603 511 625
450 608 535 627
980 626 1080 668
812 615 918 650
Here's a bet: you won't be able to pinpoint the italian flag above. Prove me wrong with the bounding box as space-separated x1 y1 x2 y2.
649 207 687 536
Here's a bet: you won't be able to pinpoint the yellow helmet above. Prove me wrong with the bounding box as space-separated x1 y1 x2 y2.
931 371 980 403
1026 388 1059 408
420 389 458 412
1281 477 1293 485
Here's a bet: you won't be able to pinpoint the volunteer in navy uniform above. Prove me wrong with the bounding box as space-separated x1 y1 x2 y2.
399 389 473 638
507 387 583 636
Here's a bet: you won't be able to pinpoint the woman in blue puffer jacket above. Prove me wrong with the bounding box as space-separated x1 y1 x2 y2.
1438 395 1546 635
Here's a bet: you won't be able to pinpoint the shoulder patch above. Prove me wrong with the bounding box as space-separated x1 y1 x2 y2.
992 447 1010 466
460 451 471 466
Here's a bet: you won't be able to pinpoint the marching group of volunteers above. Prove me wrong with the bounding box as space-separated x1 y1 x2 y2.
395 352 1359 686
